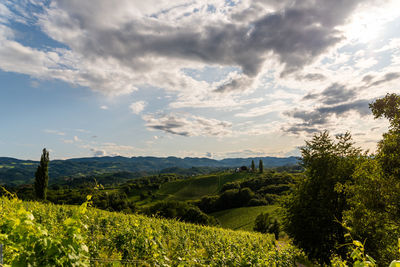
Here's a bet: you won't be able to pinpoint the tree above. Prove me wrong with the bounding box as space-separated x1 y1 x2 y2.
251 160 255 172
259 160 264 173
254 212 280 239
34 148 50 200
282 131 362 264
369 93 400 131
344 93 400 265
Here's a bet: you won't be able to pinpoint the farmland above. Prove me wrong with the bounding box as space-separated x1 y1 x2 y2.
0 195 303 266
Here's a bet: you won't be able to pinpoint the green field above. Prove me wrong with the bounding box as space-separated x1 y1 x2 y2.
211 205 279 231
156 172 250 201
1 196 302 266
0 165 15 169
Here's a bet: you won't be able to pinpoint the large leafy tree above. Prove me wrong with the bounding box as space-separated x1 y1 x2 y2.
34 148 50 200
283 131 362 263
344 93 400 265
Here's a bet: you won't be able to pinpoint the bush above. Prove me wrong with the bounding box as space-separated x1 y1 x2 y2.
144 200 218 226
253 212 280 239
220 181 241 192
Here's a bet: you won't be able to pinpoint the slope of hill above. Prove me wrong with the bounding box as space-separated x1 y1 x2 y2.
211 205 279 231
155 172 249 201
1 196 303 266
0 155 299 185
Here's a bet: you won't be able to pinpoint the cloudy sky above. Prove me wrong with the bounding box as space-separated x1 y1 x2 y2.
1 0 400 160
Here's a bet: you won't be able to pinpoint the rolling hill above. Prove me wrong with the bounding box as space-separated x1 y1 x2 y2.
0 155 299 185
211 205 279 231
1 196 303 266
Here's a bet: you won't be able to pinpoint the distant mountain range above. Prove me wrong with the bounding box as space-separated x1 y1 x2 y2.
0 156 299 185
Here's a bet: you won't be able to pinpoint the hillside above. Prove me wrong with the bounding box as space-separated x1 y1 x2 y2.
211 205 279 231
0 196 303 266
155 172 249 201
0 155 299 185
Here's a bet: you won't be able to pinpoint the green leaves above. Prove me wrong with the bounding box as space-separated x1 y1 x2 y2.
283 131 362 263
0 196 89 266
0 195 303 266
369 93 400 131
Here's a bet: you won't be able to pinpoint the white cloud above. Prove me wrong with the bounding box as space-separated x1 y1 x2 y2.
235 100 287 118
129 101 147 114
100 105 109 110
87 142 140 157
75 129 90 133
0 3 13 23
375 38 400 53
354 57 378 69
341 0 400 44
44 129 65 136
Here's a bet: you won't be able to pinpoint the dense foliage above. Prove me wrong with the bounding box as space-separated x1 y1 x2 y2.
342 93 400 265
283 131 362 263
34 148 49 200
196 171 295 213
144 200 218 225
196 187 256 213
0 195 303 266
0 192 90 266
253 212 280 239
282 93 400 266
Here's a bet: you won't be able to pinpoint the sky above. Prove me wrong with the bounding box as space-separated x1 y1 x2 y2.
1 0 400 160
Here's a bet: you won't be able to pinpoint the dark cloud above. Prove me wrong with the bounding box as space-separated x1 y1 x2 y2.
287 109 329 126
283 126 319 134
302 93 318 100
143 113 232 137
43 0 366 80
320 83 357 105
90 148 106 157
368 72 400 87
303 83 357 105
299 71 400 121
318 99 370 116
149 117 190 136
297 73 326 81
284 99 371 134
214 75 254 93
362 74 374 83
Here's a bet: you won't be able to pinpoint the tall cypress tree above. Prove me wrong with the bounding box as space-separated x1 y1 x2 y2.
34 148 50 200
259 159 264 173
251 160 255 172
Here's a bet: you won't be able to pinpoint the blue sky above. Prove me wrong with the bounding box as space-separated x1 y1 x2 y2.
1 0 400 160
